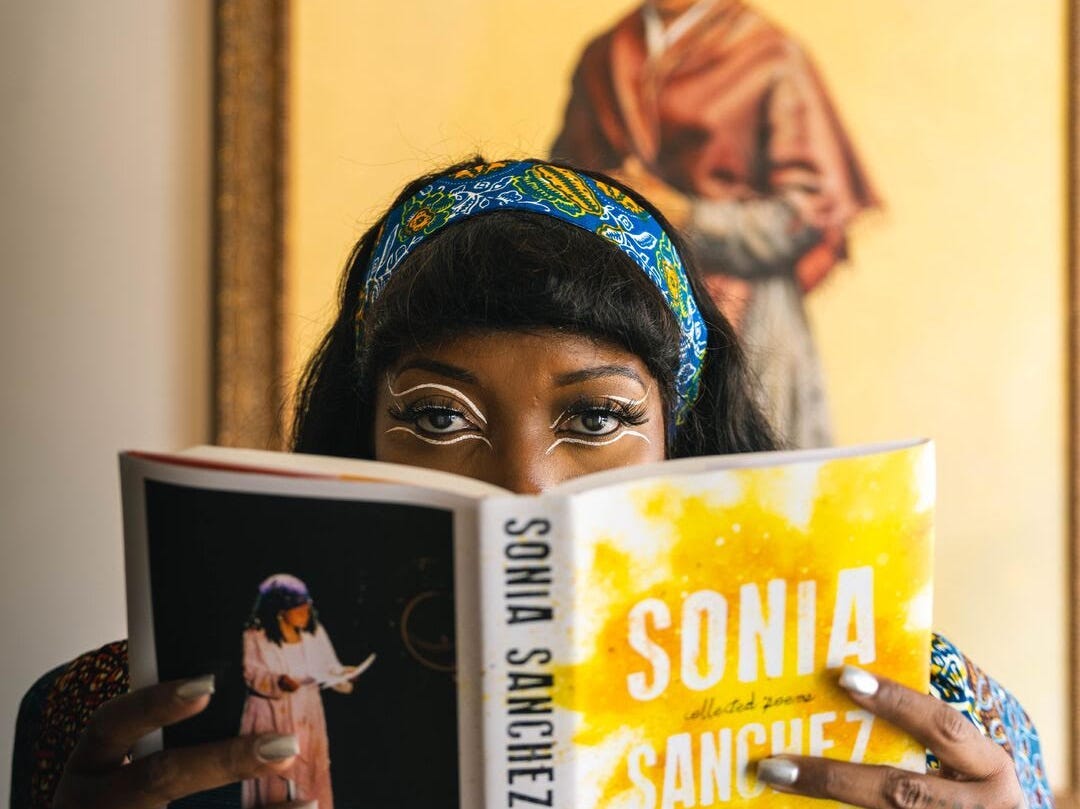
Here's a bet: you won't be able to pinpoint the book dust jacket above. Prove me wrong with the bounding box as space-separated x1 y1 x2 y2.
487 442 933 809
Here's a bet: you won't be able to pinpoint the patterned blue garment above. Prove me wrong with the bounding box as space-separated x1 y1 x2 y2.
359 160 708 422
929 633 1053 807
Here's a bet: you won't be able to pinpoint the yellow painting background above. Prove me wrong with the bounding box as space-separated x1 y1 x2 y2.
285 0 1068 787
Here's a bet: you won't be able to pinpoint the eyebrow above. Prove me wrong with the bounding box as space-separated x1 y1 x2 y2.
554 365 646 389
394 358 478 384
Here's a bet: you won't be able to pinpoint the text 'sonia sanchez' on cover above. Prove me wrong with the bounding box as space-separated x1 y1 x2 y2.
482 441 933 808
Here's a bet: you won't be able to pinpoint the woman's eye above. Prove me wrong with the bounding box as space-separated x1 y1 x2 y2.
415 409 471 434
562 410 621 436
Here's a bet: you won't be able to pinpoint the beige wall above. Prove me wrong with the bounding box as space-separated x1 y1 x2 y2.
0 1 211 799
287 0 1070 788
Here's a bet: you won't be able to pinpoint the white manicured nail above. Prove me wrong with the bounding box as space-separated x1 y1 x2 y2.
839 664 880 696
757 757 799 786
175 674 215 701
256 734 300 761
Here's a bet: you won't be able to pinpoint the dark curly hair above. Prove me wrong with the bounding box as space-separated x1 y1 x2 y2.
292 156 777 459
247 576 318 647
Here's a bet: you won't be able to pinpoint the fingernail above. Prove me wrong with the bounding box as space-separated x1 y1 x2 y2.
256 734 300 762
175 674 215 701
292 802 318 809
757 757 799 786
839 664 879 696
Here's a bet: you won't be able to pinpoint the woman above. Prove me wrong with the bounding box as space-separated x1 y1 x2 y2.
44 158 1046 809
240 574 365 809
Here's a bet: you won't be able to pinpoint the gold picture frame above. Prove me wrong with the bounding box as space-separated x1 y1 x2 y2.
1066 0 1080 803
212 0 288 450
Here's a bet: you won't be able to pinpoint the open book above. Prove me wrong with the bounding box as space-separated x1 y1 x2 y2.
121 439 934 809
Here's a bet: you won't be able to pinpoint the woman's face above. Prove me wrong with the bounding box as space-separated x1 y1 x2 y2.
281 602 311 629
373 330 667 493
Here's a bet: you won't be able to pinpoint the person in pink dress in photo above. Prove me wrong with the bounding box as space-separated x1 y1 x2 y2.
240 574 374 809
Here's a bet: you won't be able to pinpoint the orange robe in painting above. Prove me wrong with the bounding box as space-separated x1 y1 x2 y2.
552 1 879 447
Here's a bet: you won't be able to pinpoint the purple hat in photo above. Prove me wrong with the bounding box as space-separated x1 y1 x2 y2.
257 573 311 607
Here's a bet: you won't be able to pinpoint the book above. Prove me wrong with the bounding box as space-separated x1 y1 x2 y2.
121 439 934 809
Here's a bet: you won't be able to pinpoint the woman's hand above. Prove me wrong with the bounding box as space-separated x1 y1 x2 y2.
52 675 312 809
279 673 302 692
756 665 1025 808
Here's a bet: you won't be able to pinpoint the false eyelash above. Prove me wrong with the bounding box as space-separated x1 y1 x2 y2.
386 396 470 424
557 395 650 428
385 377 488 424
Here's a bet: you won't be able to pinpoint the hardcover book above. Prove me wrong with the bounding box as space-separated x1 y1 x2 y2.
121 439 934 809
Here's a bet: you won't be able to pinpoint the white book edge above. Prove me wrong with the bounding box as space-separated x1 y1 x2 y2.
145 438 931 501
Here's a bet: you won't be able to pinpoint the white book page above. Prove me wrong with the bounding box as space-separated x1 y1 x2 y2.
171 444 509 498
548 438 929 496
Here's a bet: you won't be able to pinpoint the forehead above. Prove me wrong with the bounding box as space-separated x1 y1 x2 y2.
389 330 653 390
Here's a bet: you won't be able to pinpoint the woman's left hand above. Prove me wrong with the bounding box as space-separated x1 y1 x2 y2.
756 666 1025 808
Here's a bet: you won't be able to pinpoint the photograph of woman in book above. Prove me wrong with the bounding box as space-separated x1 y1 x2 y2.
46 158 1049 809
239 574 374 809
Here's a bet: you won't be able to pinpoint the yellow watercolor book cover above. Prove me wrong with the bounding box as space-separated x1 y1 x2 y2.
487 441 934 809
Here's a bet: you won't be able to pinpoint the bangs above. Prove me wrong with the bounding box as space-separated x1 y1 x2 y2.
360 211 681 409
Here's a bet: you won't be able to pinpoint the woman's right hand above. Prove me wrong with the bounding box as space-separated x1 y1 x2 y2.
52 675 313 809
278 674 302 692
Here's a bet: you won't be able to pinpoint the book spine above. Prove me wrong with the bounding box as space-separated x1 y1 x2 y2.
478 494 573 809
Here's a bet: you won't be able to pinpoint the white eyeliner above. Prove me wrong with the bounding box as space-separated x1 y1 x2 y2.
548 387 651 429
544 430 651 456
385 426 493 448
608 391 649 405
386 377 488 424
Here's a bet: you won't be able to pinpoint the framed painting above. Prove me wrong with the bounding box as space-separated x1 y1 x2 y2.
212 0 1078 802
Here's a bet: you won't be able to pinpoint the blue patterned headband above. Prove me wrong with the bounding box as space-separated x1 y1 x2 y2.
359 160 706 422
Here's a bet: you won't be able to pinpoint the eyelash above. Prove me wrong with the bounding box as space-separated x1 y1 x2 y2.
557 396 648 426
386 395 650 442
386 397 478 435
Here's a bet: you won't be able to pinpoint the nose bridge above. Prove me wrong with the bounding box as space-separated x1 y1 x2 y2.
491 423 557 495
